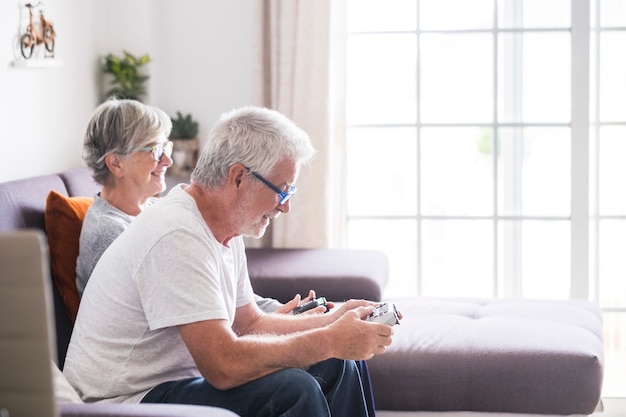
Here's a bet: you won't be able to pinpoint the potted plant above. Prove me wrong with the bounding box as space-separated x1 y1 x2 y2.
169 112 200 178
102 51 151 101
170 111 199 140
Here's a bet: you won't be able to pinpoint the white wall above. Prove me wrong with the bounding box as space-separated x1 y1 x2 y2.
151 0 257 143
0 0 256 182
0 0 100 182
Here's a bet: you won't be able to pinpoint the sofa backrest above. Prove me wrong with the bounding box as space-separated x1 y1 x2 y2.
58 167 100 197
0 174 68 232
0 168 101 368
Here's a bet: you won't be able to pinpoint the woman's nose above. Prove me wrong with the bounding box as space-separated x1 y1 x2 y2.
160 152 173 167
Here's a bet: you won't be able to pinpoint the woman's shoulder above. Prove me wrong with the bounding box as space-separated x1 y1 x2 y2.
86 195 133 227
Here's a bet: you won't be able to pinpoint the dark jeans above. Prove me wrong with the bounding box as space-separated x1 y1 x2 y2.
142 358 370 417
357 360 376 417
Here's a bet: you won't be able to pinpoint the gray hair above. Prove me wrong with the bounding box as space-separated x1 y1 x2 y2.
191 106 316 188
82 98 172 185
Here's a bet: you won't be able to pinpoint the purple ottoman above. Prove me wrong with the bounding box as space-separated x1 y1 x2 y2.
369 297 604 415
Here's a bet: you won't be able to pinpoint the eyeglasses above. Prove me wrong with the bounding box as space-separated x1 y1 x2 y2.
249 170 297 205
135 141 173 162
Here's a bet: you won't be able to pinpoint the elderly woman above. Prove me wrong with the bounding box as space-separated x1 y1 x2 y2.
76 99 174 296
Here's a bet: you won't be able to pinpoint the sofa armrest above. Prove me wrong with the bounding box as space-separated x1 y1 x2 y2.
59 403 238 417
246 248 389 303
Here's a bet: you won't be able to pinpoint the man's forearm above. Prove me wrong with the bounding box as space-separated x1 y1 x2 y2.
245 309 335 335
200 326 336 390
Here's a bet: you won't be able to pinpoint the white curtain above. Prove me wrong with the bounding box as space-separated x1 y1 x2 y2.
248 0 347 249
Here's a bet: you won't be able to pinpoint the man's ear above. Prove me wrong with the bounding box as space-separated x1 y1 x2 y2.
104 153 125 178
228 164 247 188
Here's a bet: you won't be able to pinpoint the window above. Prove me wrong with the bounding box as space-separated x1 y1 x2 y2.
345 0 625 398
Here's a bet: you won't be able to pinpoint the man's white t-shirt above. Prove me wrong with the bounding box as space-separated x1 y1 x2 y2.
64 185 255 403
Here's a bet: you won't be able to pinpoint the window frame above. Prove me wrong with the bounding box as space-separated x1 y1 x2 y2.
344 0 626 399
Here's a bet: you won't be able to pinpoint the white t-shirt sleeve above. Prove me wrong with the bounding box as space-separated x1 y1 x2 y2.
137 228 253 330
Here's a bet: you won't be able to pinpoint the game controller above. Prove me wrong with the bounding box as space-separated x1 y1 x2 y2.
292 297 329 315
366 303 400 326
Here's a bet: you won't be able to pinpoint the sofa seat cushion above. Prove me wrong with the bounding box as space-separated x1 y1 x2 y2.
246 248 389 303
368 297 604 415
53 363 83 404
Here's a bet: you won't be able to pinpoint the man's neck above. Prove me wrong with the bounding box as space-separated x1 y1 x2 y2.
185 183 238 247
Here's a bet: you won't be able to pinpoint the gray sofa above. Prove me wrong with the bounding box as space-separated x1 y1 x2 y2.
0 167 605 416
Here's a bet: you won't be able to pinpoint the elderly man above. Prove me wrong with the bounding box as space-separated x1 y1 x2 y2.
64 106 394 417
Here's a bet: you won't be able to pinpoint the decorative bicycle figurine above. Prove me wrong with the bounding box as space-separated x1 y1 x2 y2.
20 2 55 59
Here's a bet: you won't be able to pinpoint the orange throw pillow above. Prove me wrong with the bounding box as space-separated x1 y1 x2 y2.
45 191 93 323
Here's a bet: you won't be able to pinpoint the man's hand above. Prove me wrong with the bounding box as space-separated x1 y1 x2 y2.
325 305 394 360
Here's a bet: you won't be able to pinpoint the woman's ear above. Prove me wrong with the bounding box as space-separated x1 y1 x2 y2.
104 153 125 178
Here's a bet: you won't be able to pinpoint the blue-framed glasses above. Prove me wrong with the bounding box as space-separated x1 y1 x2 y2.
135 141 173 162
249 170 297 204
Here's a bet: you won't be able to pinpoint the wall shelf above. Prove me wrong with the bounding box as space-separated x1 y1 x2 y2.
11 59 62 68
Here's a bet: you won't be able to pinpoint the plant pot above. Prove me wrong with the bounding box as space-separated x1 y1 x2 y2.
169 138 199 179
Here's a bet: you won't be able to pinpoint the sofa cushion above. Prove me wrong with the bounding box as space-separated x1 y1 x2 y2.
53 363 83 404
58 166 100 197
0 230 57 416
45 190 93 323
368 297 604 415
0 174 68 232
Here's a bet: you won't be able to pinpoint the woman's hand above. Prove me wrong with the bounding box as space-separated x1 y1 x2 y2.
274 289 335 315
